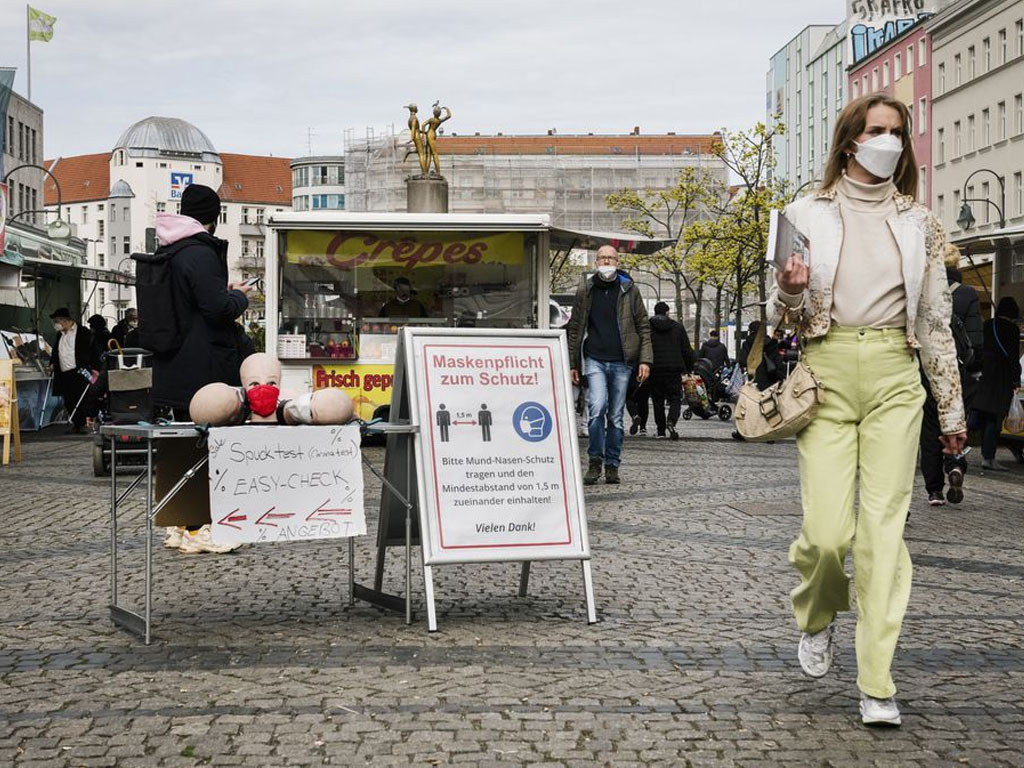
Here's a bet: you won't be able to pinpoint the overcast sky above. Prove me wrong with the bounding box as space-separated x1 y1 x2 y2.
2 1 842 160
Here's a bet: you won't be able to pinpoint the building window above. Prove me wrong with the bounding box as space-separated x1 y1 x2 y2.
99 288 105 307
158 162 168 168
123 236 130 255
955 54 961 85
982 108 990 146
220 205 228 224
1000 29 1008 64
999 101 1007 139
255 207 265 224
242 207 250 224
256 240 265 260
156 202 166 213
983 37 991 72
937 194 945 222
123 206 129 220
110 206 116 222
852 79 860 100
871 67 879 92
862 74 868 94
907 45 914 71
939 62 946 92
967 114 976 151
1015 171 1023 216
894 52 902 79
938 128 945 162
135 161 143 168
982 182 991 224
98 252 105 268
1017 19 1023 57
98 220 104 237
968 46 976 78
883 61 890 87
110 236 116 253
919 39 926 66
954 189 961 224
954 120 962 155
81 205 88 224
918 167 927 202
919 97 927 134
1016 94 1023 134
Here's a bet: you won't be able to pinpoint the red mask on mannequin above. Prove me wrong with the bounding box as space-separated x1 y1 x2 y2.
246 384 280 417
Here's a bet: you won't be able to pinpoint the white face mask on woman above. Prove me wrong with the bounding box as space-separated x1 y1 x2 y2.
597 265 618 280
853 134 903 180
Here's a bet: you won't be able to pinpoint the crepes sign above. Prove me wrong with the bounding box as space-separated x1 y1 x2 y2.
285 230 524 269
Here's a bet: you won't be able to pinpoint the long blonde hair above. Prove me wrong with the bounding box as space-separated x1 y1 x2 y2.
821 94 918 198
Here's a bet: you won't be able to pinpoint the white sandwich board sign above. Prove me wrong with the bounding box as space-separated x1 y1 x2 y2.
389 327 595 630
208 424 366 546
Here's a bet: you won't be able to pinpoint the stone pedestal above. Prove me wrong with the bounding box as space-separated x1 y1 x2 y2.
406 177 449 213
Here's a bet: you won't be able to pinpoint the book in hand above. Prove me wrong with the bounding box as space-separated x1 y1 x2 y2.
767 209 810 271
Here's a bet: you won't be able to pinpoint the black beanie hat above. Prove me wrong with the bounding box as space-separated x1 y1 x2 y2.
653 301 670 315
180 184 221 225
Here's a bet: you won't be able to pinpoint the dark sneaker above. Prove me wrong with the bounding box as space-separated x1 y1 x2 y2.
638 426 647 436
668 427 679 441
583 459 602 485
655 430 666 439
927 490 946 506
604 465 620 484
629 417 640 436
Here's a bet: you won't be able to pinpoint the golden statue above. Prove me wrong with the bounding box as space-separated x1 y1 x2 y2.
421 101 452 177
403 103 429 177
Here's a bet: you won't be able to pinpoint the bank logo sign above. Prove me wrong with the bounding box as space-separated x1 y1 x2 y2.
170 172 194 200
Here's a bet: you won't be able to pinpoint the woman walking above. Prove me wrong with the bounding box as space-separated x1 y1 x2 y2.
771 94 966 726
972 297 1021 471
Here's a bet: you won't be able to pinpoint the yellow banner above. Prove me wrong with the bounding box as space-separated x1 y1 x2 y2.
285 230 524 269
312 363 395 421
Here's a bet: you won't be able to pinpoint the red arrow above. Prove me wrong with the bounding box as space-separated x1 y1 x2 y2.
216 509 247 530
255 507 294 527
306 499 352 522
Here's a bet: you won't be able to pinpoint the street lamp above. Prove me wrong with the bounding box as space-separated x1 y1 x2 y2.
956 168 1006 230
3 163 71 241
791 178 821 202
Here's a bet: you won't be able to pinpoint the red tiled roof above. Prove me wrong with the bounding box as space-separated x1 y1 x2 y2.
219 153 292 205
435 133 721 156
43 153 111 205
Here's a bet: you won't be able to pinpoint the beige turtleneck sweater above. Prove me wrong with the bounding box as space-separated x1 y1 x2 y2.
831 174 907 329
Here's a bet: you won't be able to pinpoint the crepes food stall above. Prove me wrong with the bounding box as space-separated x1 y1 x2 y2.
264 212 674 418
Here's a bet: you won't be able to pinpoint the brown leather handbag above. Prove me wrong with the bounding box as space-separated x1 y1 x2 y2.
734 326 825 441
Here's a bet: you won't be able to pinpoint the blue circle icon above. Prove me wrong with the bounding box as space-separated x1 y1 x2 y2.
513 401 552 442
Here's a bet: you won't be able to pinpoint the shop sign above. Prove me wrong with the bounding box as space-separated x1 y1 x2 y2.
285 230 525 269
312 363 394 421
170 172 193 200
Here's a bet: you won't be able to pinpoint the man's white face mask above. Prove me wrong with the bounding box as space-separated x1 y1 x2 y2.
597 265 617 280
853 133 903 180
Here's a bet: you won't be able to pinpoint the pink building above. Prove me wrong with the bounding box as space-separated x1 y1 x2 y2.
848 26 935 206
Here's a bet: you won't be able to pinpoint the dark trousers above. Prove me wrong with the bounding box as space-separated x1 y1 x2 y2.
981 411 1002 461
919 391 944 493
59 369 90 427
626 376 650 426
650 372 683 432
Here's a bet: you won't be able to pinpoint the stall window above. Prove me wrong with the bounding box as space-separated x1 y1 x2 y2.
278 229 538 361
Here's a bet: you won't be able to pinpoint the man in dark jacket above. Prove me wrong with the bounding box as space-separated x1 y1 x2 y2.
148 184 253 414
49 307 96 433
566 246 653 485
647 301 694 440
699 330 729 371
111 307 139 348
918 252 986 504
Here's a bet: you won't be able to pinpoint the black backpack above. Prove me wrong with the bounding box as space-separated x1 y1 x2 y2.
950 312 975 370
131 250 184 354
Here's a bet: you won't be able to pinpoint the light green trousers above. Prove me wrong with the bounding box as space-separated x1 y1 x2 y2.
790 327 925 699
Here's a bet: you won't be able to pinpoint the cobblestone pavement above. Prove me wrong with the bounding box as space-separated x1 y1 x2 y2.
1 419 1023 767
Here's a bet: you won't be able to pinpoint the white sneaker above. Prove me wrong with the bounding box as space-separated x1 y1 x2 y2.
798 623 834 678
163 526 184 549
178 525 241 554
860 693 902 726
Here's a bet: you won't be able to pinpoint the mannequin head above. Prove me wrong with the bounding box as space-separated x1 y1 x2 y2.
190 383 246 425
239 353 281 420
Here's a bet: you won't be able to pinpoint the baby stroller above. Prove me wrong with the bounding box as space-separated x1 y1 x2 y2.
91 341 156 475
681 358 734 422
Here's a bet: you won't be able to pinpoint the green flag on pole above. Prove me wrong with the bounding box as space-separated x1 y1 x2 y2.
28 7 56 42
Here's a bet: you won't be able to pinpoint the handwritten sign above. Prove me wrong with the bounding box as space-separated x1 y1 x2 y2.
403 330 589 565
207 424 365 546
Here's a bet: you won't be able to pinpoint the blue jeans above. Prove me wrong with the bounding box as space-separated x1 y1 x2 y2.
585 358 632 467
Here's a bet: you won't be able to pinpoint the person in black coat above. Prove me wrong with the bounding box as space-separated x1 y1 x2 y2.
972 296 1022 470
646 301 695 439
49 307 96 433
111 307 139 348
87 314 113 364
918 252 985 503
698 330 729 372
147 184 254 415
738 321 782 390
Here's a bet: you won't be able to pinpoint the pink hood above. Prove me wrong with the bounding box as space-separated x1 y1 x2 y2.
156 213 207 247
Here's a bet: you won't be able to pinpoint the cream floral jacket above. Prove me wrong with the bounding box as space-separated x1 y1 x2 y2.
767 188 966 434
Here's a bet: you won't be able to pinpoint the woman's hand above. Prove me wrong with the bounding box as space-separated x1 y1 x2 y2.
777 254 809 295
939 431 968 455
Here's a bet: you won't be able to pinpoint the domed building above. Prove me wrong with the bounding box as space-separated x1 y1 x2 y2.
43 116 292 323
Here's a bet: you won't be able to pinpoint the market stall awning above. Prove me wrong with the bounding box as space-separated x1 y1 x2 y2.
22 256 133 285
550 226 676 255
